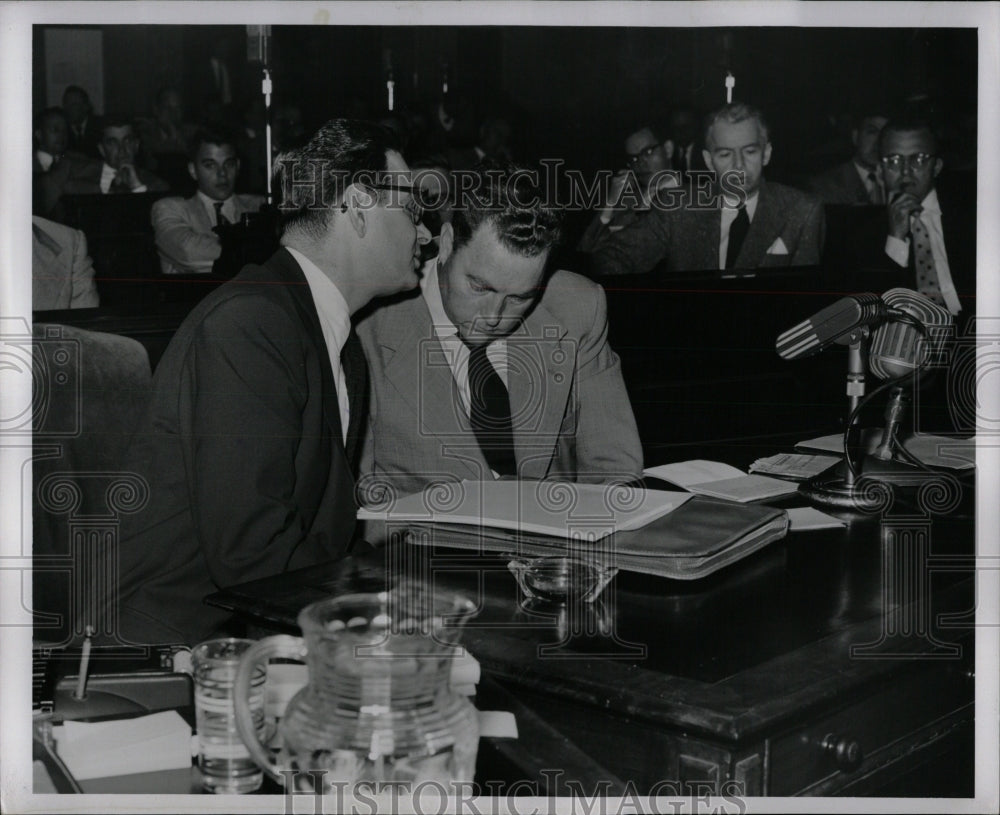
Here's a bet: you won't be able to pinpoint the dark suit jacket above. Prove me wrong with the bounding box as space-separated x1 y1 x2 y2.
807 160 872 205
66 115 103 158
113 249 367 645
590 180 825 276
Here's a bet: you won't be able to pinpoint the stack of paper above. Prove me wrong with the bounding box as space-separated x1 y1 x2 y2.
359 479 691 540
748 452 841 481
54 710 191 780
643 460 800 502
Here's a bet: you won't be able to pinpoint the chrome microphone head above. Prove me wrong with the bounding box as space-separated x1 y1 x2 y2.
776 293 885 360
868 288 954 380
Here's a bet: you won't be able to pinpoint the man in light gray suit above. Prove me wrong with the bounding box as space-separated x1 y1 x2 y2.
590 103 825 276
32 216 99 310
151 127 263 274
357 163 643 498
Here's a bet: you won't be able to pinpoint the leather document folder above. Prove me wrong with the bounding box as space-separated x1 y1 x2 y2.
387 496 789 581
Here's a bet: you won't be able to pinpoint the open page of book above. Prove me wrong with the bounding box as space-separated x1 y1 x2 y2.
357 480 692 540
643 460 799 502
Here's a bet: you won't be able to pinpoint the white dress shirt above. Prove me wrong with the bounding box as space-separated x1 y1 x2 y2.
36 150 55 172
287 247 352 443
718 191 760 269
421 258 508 417
197 190 238 225
883 189 962 315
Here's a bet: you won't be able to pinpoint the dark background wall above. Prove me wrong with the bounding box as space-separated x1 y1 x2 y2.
33 24 977 178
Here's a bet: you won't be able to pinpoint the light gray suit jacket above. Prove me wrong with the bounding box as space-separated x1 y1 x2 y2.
32 216 100 310
356 268 643 498
151 193 264 275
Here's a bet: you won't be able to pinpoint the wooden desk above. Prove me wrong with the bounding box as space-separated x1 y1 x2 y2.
206 466 976 798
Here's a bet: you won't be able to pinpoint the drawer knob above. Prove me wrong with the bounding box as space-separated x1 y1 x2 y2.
820 732 863 771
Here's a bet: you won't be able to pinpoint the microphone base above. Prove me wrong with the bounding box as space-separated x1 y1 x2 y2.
800 456 933 511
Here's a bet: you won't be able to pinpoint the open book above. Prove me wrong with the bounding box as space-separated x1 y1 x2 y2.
358 479 691 541
643 460 800 502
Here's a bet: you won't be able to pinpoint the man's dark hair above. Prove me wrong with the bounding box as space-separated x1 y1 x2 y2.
703 102 770 146
34 107 66 133
273 118 401 238
877 118 940 157
100 114 137 136
62 85 90 104
188 126 238 160
450 160 562 257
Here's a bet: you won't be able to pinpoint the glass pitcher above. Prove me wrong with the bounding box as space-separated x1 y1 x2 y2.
232 585 480 792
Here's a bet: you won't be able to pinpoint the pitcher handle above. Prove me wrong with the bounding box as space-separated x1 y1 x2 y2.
233 634 307 787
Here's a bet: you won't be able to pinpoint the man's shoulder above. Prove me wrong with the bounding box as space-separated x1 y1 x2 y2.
763 180 822 214
152 194 197 216
356 287 426 340
235 193 266 211
538 269 606 326
32 215 78 246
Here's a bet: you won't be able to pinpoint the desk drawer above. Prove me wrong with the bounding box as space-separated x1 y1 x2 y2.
768 659 973 795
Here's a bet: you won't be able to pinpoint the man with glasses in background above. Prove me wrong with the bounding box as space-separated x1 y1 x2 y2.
577 124 680 254
107 120 430 645
875 118 973 321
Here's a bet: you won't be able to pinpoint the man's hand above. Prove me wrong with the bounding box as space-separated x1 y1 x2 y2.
115 163 142 191
887 191 922 239
600 170 632 223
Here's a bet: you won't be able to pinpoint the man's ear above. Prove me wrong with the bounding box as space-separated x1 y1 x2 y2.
188 162 197 182
344 183 376 238
702 148 712 172
437 222 455 267
933 156 944 179
762 142 772 167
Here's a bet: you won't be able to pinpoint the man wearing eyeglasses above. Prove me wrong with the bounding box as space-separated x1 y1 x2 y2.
357 161 643 499
875 119 973 320
107 120 431 645
589 103 824 276
577 125 680 254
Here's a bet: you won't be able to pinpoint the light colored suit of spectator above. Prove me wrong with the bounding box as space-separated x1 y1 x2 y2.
151 193 263 275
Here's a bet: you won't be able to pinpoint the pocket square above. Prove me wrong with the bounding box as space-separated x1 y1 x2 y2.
767 237 789 255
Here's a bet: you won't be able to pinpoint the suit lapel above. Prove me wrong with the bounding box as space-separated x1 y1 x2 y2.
683 209 721 270
510 302 572 478
187 195 214 232
31 221 68 306
738 182 781 267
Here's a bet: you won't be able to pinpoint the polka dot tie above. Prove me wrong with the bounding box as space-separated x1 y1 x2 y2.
910 216 946 308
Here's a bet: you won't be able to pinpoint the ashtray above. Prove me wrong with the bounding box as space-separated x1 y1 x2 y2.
507 556 618 604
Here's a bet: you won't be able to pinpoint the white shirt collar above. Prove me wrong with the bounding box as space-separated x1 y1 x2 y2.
421 258 459 339
197 190 235 221
920 188 942 215
721 190 760 220
36 150 54 172
100 162 117 194
286 246 351 351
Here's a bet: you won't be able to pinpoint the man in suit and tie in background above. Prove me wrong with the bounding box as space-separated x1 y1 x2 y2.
875 118 973 322
31 215 100 310
61 85 103 159
357 162 643 499
808 109 889 205
151 128 264 274
589 102 825 276
109 120 431 645
32 107 101 218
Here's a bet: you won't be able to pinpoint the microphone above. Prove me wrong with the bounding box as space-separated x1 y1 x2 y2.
776 293 887 360
868 288 953 380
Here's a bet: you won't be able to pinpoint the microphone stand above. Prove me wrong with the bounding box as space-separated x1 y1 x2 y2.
799 329 887 510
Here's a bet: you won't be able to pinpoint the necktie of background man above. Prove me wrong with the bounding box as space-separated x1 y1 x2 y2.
468 342 517 477
867 171 884 204
725 204 750 269
910 215 946 308
214 201 229 226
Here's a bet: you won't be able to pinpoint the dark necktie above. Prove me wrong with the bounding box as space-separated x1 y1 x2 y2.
214 201 229 226
866 171 883 205
725 204 750 269
468 343 516 477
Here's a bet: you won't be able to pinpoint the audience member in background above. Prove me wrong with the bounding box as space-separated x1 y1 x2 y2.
89 117 169 195
448 116 513 170
668 106 704 179
62 85 102 158
111 120 429 644
589 103 825 275
32 215 99 310
577 125 679 254
137 87 197 189
152 128 264 275
33 107 100 217
807 110 889 205
356 162 642 497
870 118 974 321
